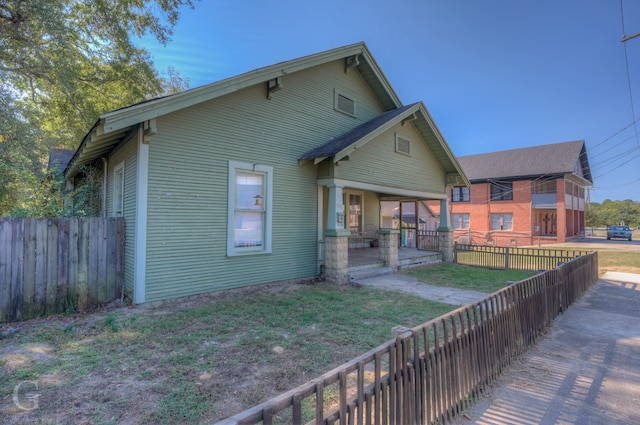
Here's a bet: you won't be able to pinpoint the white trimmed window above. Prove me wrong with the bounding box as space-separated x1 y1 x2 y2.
113 161 125 217
491 213 513 231
227 161 273 256
452 213 470 229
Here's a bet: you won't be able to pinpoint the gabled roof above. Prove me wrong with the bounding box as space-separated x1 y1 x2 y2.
301 103 417 161
457 140 593 185
65 42 402 177
48 148 75 175
300 102 469 186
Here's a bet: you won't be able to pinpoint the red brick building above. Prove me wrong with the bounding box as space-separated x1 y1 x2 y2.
449 141 593 247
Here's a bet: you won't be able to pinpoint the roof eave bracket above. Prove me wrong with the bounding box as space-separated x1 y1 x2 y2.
345 55 359 73
402 113 417 126
267 77 282 100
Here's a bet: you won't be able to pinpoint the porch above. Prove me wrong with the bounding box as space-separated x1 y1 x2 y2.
348 246 442 272
317 241 445 281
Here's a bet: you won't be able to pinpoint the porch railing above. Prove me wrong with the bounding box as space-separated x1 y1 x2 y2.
417 230 439 251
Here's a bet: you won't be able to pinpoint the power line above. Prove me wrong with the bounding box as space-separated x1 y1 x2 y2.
592 177 640 190
593 151 640 179
619 0 640 148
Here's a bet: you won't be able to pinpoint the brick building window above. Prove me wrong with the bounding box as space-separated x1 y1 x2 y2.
452 186 470 202
491 213 513 231
452 213 470 229
532 180 556 194
490 181 513 201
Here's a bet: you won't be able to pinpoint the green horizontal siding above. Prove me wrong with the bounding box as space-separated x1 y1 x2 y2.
336 124 446 194
144 60 385 302
107 137 137 295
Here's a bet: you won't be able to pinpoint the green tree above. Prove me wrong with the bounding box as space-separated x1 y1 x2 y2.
0 86 49 214
1 0 195 145
0 0 195 216
587 200 640 228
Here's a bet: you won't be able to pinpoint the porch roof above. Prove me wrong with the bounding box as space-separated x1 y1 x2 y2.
300 102 469 186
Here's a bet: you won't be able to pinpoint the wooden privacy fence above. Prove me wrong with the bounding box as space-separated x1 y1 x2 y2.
454 243 590 271
217 252 598 425
0 217 125 322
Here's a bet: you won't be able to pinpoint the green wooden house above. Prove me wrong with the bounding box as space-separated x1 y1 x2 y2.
64 42 468 304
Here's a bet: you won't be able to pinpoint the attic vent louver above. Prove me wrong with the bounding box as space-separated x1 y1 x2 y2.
395 134 411 155
337 94 355 115
335 90 356 117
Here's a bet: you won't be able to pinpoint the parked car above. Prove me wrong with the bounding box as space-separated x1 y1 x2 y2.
607 225 632 241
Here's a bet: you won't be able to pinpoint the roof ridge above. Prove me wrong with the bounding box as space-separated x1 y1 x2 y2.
458 140 584 159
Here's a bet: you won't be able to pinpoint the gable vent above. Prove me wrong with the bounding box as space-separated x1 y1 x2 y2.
335 92 356 116
395 134 411 155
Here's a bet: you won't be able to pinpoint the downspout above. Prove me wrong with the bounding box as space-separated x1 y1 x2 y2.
101 157 108 217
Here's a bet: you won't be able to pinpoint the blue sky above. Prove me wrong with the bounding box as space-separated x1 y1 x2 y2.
137 0 640 203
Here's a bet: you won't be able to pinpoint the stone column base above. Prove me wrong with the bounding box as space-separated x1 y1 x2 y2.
324 233 349 284
377 229 400 270
438 228 454 262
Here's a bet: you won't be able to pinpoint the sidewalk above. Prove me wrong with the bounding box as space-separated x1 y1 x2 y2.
457 275 640 425
356 272 640 424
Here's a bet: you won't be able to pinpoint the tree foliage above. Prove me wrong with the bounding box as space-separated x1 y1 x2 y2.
587 199 640 228
0 0 194 216
0 86 48 214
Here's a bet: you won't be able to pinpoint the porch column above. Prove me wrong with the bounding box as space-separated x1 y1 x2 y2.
324 184 350 284
377 229 399 270
438 198 454 263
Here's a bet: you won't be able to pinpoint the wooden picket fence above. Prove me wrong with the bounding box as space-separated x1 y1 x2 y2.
0 217 125 322
217 251 598 425
454 243 590 271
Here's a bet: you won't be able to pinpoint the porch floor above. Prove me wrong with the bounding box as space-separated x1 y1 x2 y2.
347 247 440 269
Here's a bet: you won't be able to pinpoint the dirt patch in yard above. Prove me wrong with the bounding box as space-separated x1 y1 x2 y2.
1 281 450 424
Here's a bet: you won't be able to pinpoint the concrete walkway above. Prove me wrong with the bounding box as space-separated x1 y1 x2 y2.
352 274 490 306
356 272 640 424
455 275 640 425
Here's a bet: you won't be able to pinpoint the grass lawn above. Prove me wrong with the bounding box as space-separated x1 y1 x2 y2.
549 245 640 275
596 250 640 274
1 258 617 424
0 283 455 424
402 263 538 293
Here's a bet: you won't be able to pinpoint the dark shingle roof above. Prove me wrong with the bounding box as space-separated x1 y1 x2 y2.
457 140 592 184
300 103 418 159
48 148 76 175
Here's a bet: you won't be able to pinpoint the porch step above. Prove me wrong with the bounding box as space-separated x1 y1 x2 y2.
398 252 443 270
349 266 394 282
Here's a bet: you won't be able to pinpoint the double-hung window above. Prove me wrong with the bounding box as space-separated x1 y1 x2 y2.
227 161 273 256
490 181 513 201
491 213 513 231
452 186 470 202
113 161 125 217
452 213 470 229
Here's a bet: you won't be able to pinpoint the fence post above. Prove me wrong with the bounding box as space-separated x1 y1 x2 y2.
505 247 510 270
